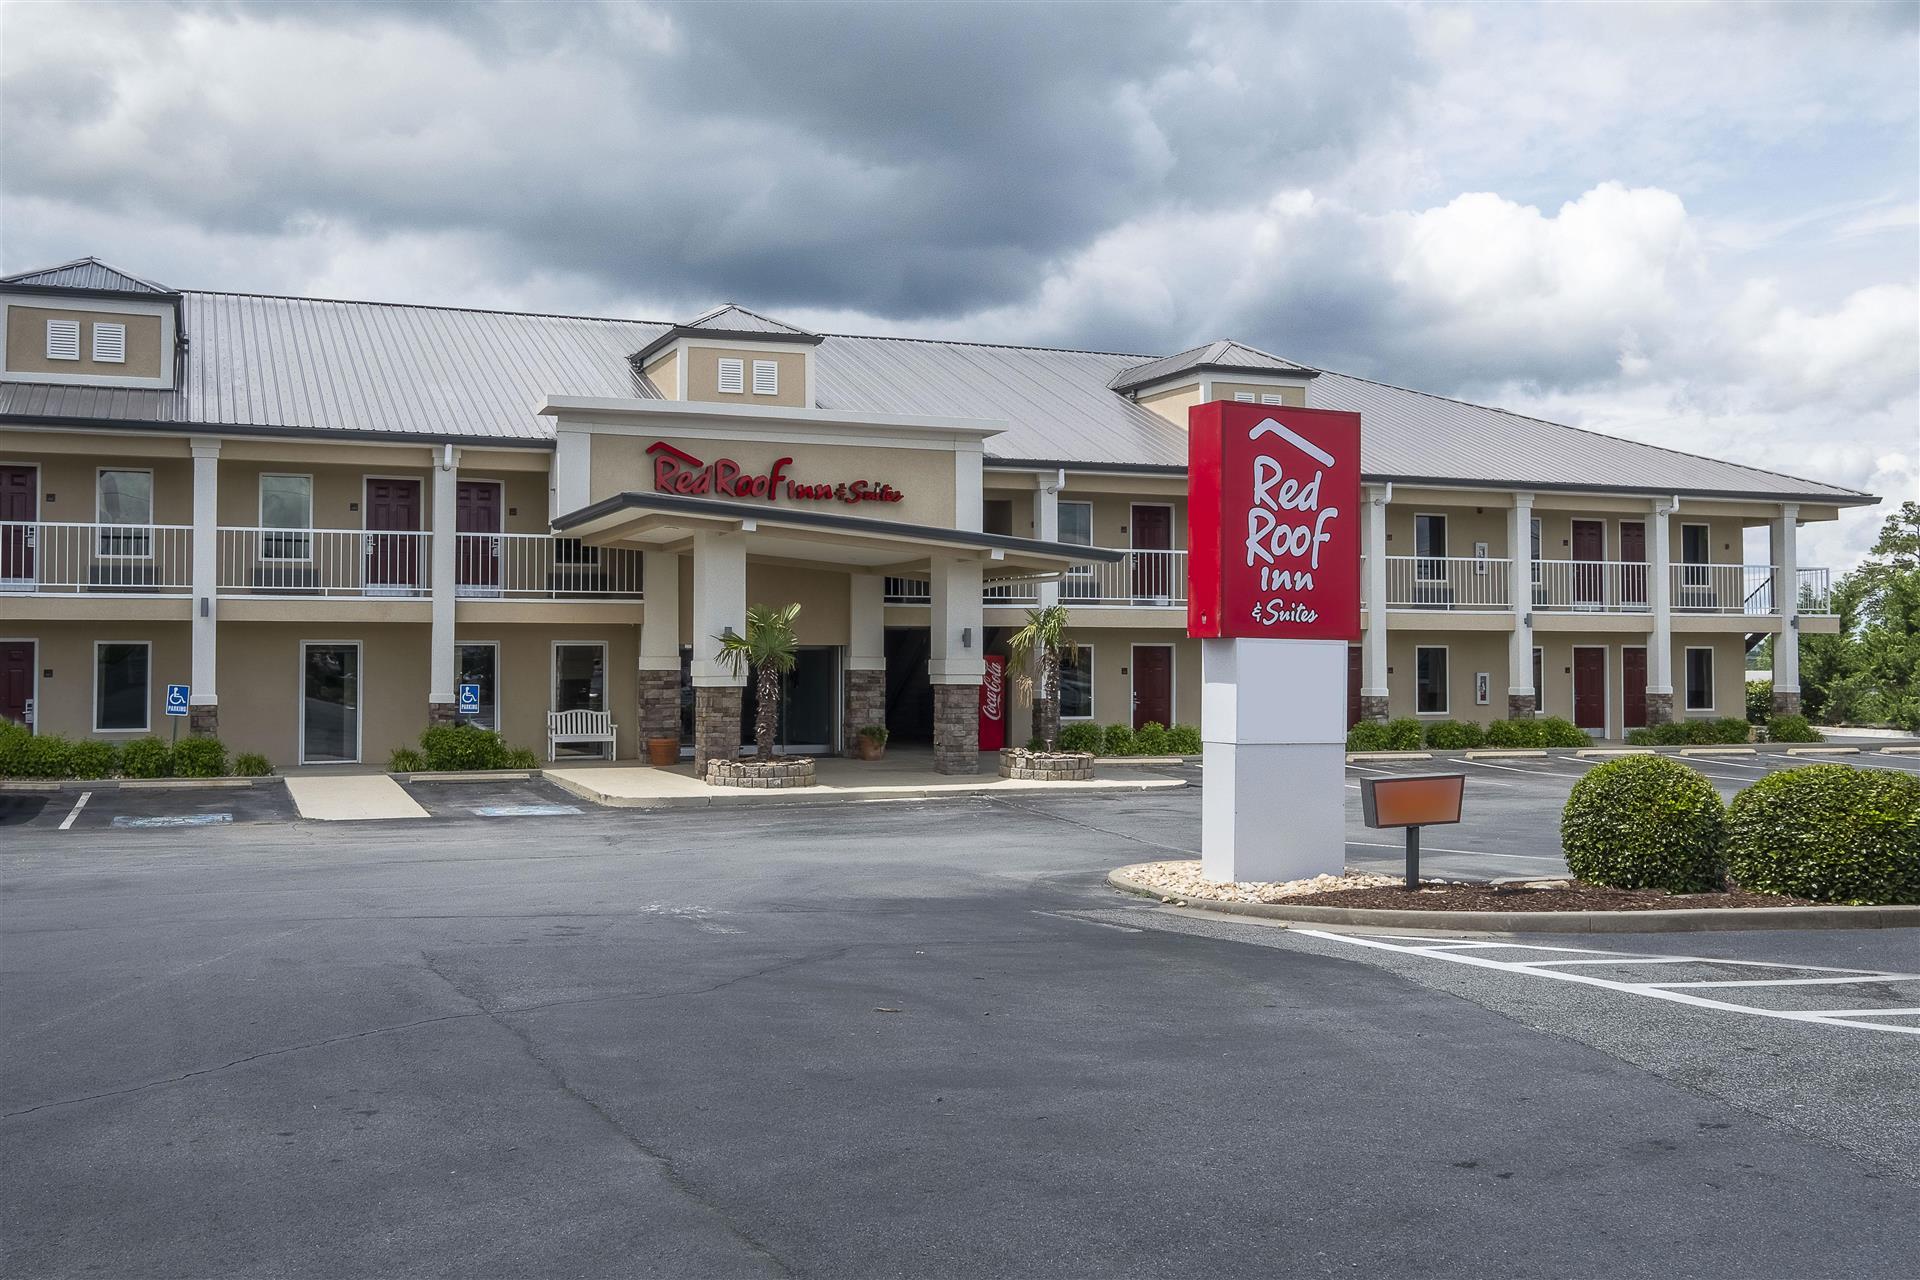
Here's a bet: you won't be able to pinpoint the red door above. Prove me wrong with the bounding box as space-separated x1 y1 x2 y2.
1131 505 1173 597
1347 645 1363 728
1620 521 1647 608
1622 647 1648 729
364 479 422 589
1133 645 1173 729
0 640 32 728
1572 520 1605 607
0 465 34 584
455 480 502 592
1573 647 1606 733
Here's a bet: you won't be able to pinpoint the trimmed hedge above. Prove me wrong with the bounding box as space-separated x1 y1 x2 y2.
1101 723 1136 756
0 721 262 780
1422 720 1485 750
1048 720 1202 757
1764 714 1822 744
1625 718 1753 747
1057 722 1103 754
1166 724 1202 755
1727 765 1920 904
1534 717 1591 748
233 752 273 777
1134 721 1170 755
171 736 229 779
118 737 172 779
1561 754 1727 892
393 723 540 773
1346 717 1423 752
1481 716 1590 749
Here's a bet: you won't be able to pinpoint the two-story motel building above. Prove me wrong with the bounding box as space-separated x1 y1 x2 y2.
0 258 1873 772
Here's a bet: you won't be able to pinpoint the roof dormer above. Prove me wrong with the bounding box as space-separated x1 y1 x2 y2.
633 303 821 409
1111 339 1317 426
0 257 184 390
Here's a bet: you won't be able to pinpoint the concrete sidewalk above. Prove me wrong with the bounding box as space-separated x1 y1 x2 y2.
283 773 430 821
545 752 1186 808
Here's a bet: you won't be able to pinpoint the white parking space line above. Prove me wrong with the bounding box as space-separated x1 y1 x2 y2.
57 792 91 831
1345 838 1562 863
1297 929 1920 1036
1643 975 1920 989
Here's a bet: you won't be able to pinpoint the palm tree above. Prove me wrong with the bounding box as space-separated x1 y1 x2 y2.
1007 602 1078 752
715 603 802 760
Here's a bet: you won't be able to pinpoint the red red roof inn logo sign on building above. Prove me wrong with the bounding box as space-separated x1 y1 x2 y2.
1187 402 1363 884
648 441 906 506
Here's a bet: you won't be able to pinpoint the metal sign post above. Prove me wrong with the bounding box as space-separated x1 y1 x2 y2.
1359 773 1466 889
165 683 190 744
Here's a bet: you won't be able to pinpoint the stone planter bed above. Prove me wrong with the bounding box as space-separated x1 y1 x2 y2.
705 757 817 789
999 749 1095 781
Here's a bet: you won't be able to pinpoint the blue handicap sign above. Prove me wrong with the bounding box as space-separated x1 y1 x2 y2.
165 684 190 717
457 683 481 716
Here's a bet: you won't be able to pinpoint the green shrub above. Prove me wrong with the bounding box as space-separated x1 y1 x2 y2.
118 737 172 779
418 723 515 771
0 720 30 774
1057 722 1103 754
1346 721 1389 751
388 746 428 773
1166 724 1202 755
858 724 888 746
1560 754 1727 892
18 734 73 779
1535 717 1590 748
1102 723 1136 756
1382 717 1423 750
503 747 539 770
1707 717 1753 744
67 740 119 779
1423 719 1485 750
1746 680 1771 724
1764 714 1822 744
1727 766 1920 904
1483 718 1541 748
170 736 229 778
232 752 273 777
1025 735 1043 751
1134 721 1170 755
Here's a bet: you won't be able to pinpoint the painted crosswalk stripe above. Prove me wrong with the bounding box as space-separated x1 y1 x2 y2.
58 792 91 831
111 813 233 829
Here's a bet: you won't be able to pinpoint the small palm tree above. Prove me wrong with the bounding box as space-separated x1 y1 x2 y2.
715 603 802 760
1008 602 1078 752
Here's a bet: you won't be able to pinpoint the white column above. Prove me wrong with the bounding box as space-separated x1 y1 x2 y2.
639 550 681 673
848 573 886 674
429 448 460 707
1507 492 1534 712
689 531 747 687
1202 637 1347 883
1648 498 1677 710
1361 486 1389 712
189 437 220 709
927 554 986 685
1771 503 1800 697
1032 472 1062 612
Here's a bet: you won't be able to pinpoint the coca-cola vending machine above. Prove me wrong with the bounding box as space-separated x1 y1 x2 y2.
978 655 1006 751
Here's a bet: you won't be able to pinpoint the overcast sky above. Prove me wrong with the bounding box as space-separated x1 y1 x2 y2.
2 1 1914 569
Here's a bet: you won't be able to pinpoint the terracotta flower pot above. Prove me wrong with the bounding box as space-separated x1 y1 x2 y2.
856 736 886 761
646 736 681 767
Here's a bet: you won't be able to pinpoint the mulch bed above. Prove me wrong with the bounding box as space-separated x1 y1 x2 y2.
1286 882 1814 912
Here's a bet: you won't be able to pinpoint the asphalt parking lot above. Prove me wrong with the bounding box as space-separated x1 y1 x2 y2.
3 778 1916 1279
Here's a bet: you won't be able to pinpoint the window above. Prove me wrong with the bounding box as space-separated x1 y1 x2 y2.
91 322 127 364
1414 513 1447 583
456 642 499 731
94 641 150 731
96 469 153 557
1686 647 1714 711
1233 392 1254 403
1415 646 1449 715
1532 646 1544 715
982 498 1014 536
1059 646 1094 719
717 358 745 394
1260 393 1283 405
1058 501 1094 597
752 359 778 395
45 319 80 361
553 643 609 757
259 474 312 560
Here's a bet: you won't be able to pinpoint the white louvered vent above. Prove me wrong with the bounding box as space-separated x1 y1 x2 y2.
717 358 745 393
1232 392 1254 403
752 360 778 396
45 319 80 361
1260 393 1283 405
92 322 127 364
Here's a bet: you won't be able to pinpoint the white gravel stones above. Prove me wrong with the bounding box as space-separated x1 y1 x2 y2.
1122 859 1402 904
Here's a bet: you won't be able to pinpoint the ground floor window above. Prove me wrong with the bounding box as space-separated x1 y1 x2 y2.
301 642 360 763
1415 646 1448 714
94 641 150 731
1532 646 1544 714
1686 647 1715 711
1059 646 1094 719
456 642 498 731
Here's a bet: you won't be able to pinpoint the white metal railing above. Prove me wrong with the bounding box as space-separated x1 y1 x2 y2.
1531 559 1654 612
454 533 643 599
1670 563 1824 616
0 520 192 595
1383 555 1512 609
883 549 1188 607
1795 567 1833 615
218 527 432 598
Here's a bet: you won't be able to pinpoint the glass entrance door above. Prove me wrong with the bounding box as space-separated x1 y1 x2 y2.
552 642 608 758
739 646 839 755
301 643 361 764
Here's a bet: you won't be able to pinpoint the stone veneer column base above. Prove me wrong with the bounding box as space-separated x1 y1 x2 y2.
188 705 219 738
1770 690 1802 718
1506 693 1537 720
1359 694 1389 723
636 668 682 746
693 685 744 774
842 669 887 758
428 701 457 727
1645 691 1675 725
932 683 980 775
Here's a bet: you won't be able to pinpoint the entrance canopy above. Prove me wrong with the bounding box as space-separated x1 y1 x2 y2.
553 489 1121 581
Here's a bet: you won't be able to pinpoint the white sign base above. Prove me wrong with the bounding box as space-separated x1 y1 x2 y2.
1201 637 1348 883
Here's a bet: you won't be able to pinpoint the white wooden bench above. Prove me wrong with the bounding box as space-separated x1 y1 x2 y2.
548 709 616 761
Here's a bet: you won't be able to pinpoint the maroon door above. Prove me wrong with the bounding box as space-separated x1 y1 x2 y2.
1573 647 1606 732
1572 520 1605 606
1347 645 1363 728
455 480 502 591
1622 647 1648 729
0 640 32 728
364 478 422 588
0 465 34 583
1133 646 1173 729
1131 505 1173 597
1620 521 1647 608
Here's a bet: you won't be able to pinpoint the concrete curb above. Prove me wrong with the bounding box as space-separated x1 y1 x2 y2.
394 770 535 783
0 776 278 793
1677 746 1757 756
548 773 1187 811
1462 749 1548 760
1577 748 1652 757
1347 751 1433 762
1106 866 1920 934
1884 746 1920 755
1785 746 1860 756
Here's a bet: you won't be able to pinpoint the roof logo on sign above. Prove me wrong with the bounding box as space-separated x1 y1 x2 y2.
1249 417 1337 469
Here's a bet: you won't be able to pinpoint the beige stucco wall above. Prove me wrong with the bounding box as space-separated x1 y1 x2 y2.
1385 631 1510 725
683 345 809 408
5 304 165 379
1384 502 1510 558
1210 382 1308 407
644 349 680 400
8 621 192 740
1135 382 1203 427
744 563 851 646
1051 627 1200 728
215 462 433 530
0 452 194 523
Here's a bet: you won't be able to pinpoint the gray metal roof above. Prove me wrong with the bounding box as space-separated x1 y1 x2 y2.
1109 339 1315 392
0 257 178 297
0 285 1872 503
680 303 814 337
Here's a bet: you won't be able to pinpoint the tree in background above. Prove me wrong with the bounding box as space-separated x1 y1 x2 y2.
1801 501 1920 730
714 603 802 759
1008 603 1078 752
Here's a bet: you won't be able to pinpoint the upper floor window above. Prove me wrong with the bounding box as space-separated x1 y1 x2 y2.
752 360 778 395
259 474 313 560
1414 513 1447 582
1058 501 1092 546
717 358 745 394
96 468 152 557
91 322 127 364
45 319 80 361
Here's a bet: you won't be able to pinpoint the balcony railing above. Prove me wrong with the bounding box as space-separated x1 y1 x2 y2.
1383 555 1512 609
218 527 432 598
1531 559 1654 612
1673 564 1834 616
884 549 1188 607
453 533 643 599
0 521 193 595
